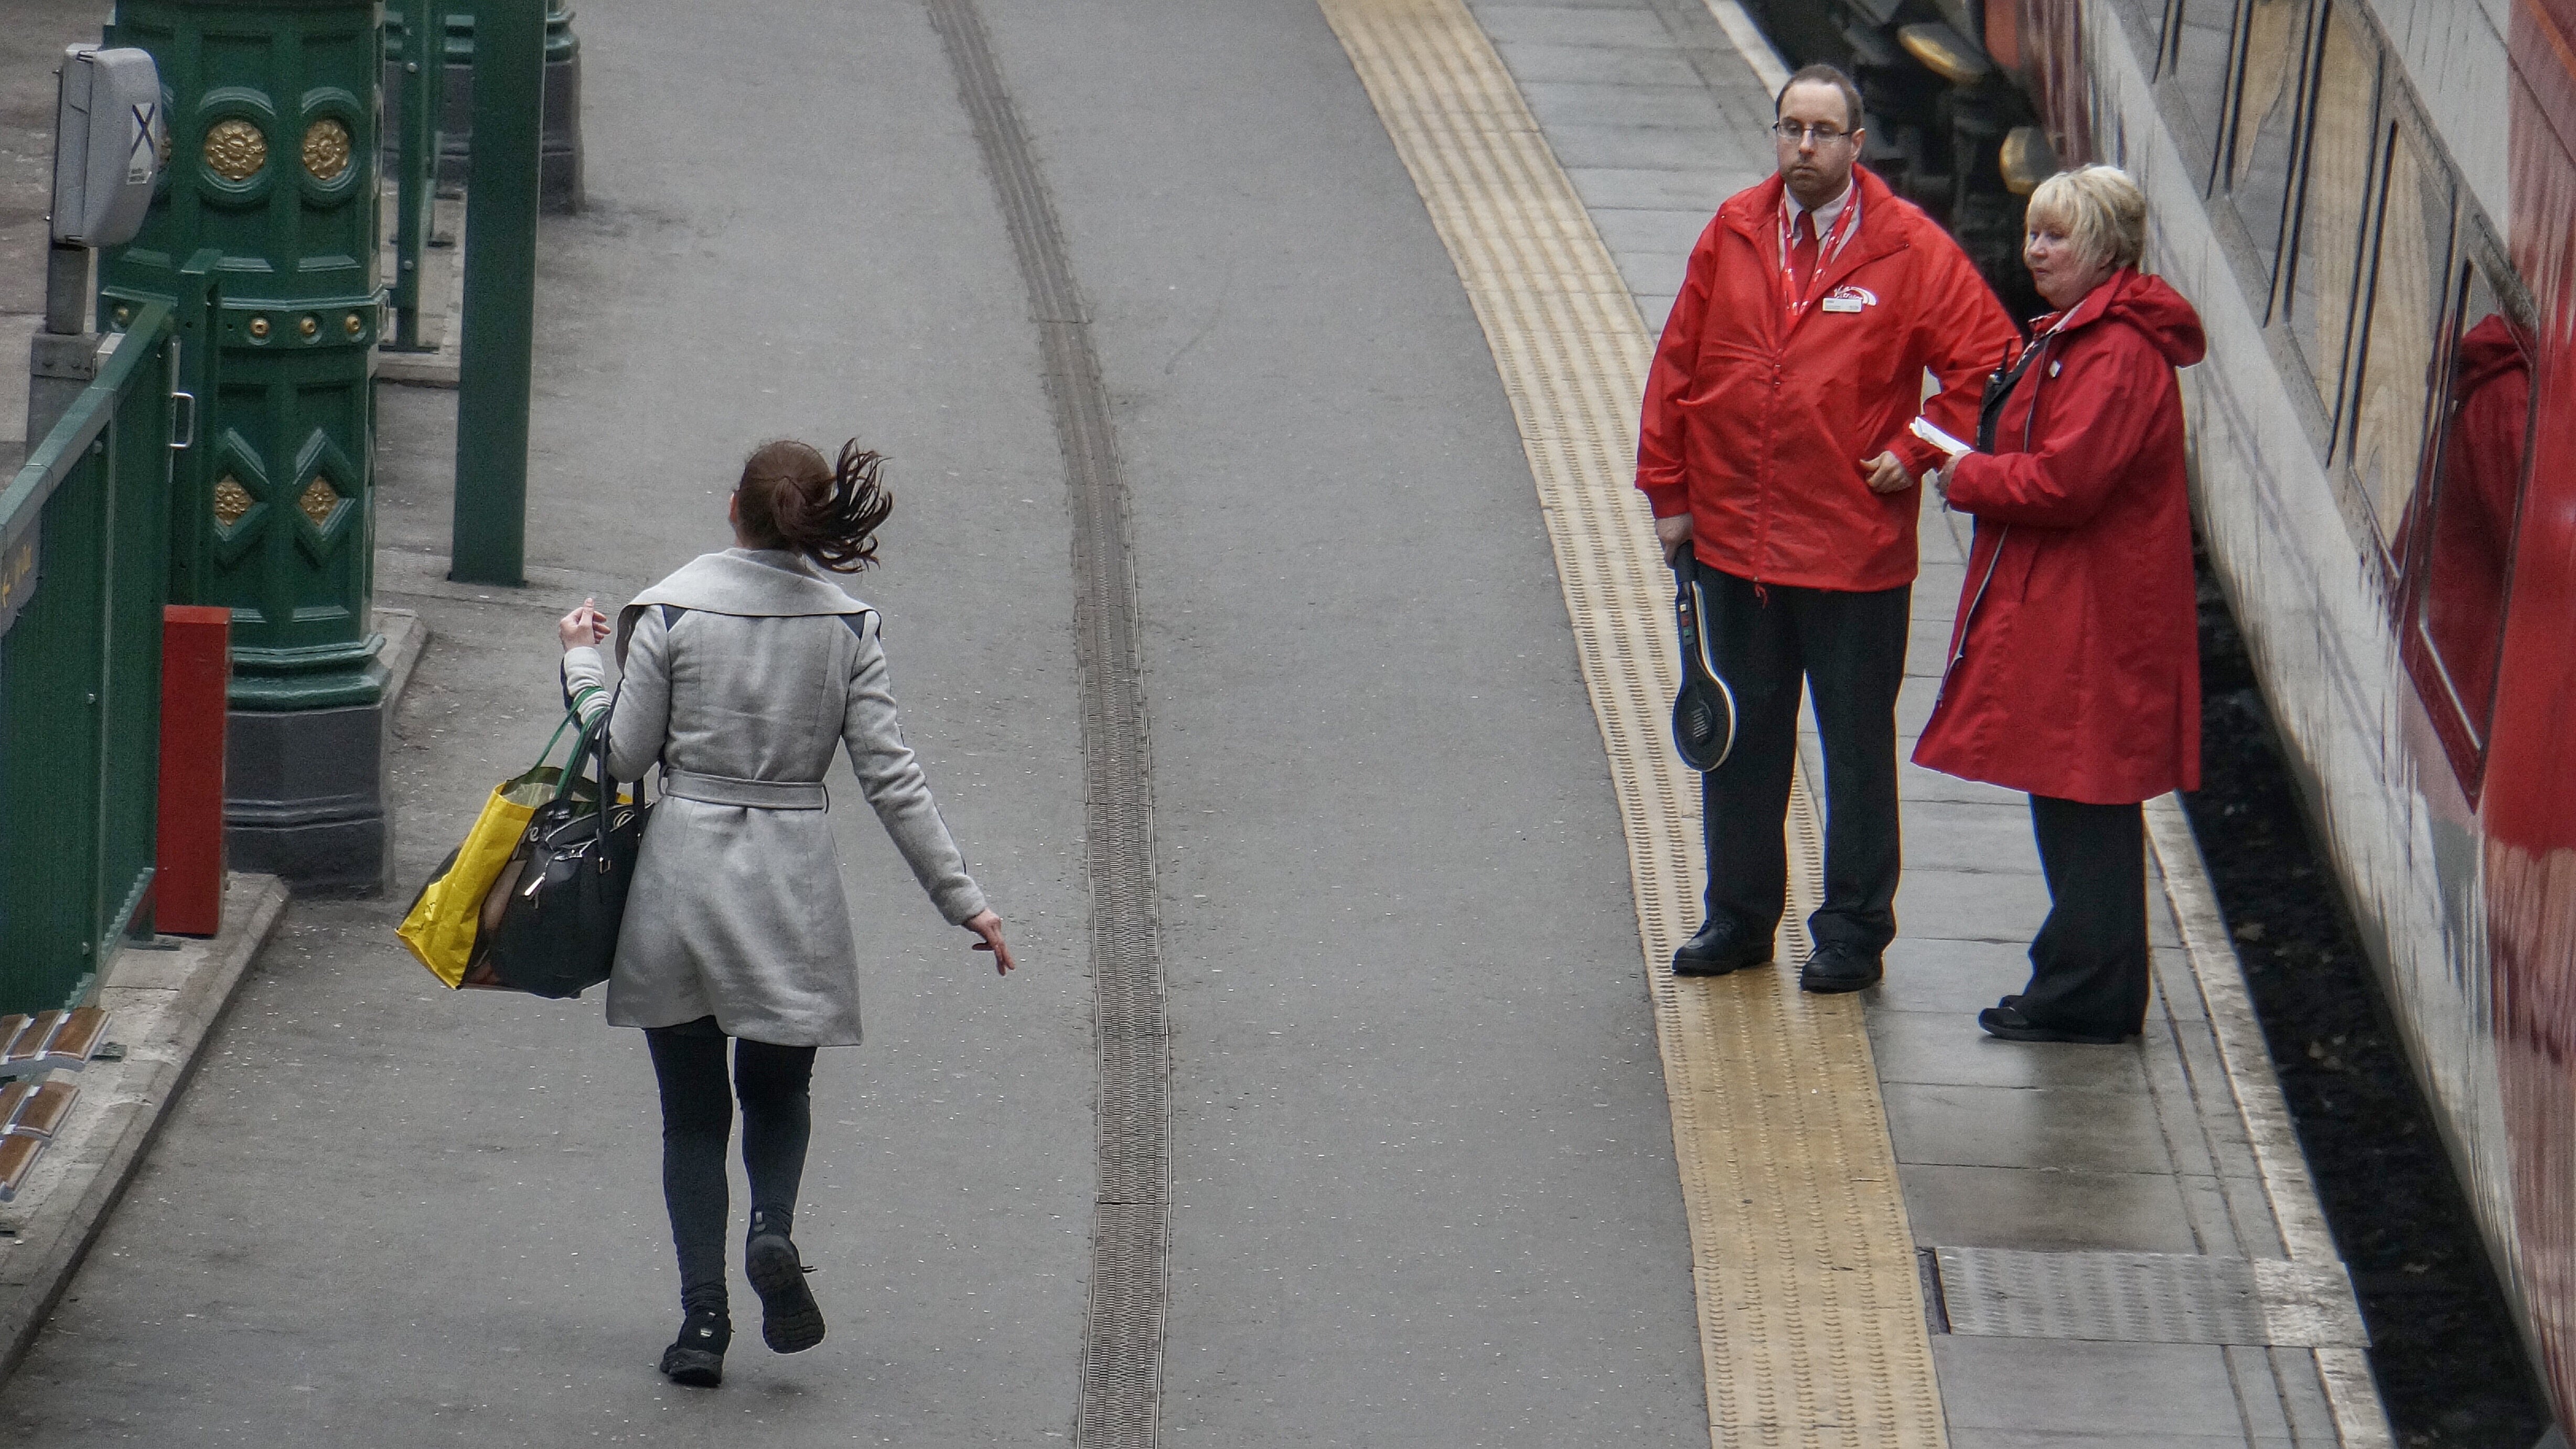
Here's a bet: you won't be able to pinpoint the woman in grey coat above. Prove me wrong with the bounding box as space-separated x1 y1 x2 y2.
556 438 1014 1388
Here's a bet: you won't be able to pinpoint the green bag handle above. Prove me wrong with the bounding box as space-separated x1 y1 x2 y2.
532 690 598 771
499 694 593 787
554 692 609 805
554 683 642 817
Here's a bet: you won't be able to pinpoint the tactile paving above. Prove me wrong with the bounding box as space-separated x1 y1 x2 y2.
1312 0 1946 1442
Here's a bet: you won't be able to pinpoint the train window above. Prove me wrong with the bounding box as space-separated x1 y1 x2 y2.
2347 121 2453 540
2226 0 2312 296
2400 264 2533 793
2280 1 2379 430
2166 0 2243 189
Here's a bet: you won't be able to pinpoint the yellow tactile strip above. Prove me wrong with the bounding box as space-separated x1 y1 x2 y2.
1311 0 1948 1443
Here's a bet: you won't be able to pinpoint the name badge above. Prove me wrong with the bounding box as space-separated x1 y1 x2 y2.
1820 296 1864 313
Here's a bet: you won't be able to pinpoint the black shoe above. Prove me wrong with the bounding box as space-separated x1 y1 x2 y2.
746 1217 826 1354
1797 943 1882 993
1672 919 1773 977
659 1306 731 1387
1977 1003 2124 1046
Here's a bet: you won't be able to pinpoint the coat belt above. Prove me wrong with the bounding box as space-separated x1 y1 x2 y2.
662 768 828 810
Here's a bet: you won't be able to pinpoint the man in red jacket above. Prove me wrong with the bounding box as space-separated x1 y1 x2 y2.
1639 62 2016 992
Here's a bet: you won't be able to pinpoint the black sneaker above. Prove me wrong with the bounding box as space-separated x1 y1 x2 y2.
1797 943 1882 994
659 1306 730 1387
746 1220 826 1354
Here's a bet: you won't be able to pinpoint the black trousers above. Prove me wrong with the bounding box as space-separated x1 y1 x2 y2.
1691 562 1909 954
2018 796 2151 1037
645 1017 818 1314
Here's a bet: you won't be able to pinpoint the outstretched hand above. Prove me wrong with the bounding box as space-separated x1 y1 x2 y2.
964 910 1016 975
559 598 609 652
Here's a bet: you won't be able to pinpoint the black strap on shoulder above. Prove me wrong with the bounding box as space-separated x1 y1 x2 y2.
1976 337 2048 454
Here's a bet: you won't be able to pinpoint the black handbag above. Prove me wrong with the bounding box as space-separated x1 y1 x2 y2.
478 706 651 999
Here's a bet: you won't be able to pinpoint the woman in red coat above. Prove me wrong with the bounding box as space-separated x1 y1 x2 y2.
1913 165 2207 1045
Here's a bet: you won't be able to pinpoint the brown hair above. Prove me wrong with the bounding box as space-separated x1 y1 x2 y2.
1776 62 1864 134
733 438 894 573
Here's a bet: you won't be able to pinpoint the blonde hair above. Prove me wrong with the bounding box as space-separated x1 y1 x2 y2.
2025 164 2146 273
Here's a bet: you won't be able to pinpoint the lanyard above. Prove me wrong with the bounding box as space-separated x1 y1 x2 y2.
1978 308 2080 453
1777 188 1861 319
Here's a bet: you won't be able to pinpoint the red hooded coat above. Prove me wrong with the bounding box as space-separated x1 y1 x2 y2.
1912 269 2208 804
1637 165 2018 591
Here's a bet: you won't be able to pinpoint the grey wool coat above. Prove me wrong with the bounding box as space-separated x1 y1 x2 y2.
562 548 987 1046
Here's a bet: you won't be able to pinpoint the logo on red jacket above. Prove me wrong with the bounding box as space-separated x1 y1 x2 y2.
1820 285 1879 315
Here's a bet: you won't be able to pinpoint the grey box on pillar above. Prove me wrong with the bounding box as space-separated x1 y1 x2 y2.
27 45 163 446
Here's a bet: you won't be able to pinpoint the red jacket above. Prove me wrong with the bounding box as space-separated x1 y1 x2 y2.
1912 269 2207 804
1637 166 2017 591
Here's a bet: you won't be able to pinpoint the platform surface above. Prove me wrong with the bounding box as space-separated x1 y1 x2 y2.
0 0 2379 1444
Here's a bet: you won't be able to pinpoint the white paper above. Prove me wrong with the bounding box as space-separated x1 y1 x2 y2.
1909 415 1972 460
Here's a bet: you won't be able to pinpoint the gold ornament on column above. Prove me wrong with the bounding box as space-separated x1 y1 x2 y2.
298 476 340 527
212 476 254 528
203 119 267 181
301 118 351 183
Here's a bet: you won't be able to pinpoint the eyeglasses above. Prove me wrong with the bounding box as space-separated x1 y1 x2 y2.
1770 122 1854 145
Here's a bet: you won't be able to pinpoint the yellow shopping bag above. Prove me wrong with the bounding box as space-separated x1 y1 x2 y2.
396 703 598 986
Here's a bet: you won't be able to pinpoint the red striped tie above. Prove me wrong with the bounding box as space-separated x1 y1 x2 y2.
1790 211 1820 299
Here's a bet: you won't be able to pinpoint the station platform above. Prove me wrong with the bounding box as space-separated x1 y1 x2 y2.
1387 0 2393 1441
0 0 2389 1444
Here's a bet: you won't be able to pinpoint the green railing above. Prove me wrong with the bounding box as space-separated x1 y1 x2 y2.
0 304 180 1012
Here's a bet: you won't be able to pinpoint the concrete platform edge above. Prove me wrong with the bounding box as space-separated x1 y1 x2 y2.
0 609 426 1388
0 873 288 1390
376 606 427 705
2145 795 2397 1448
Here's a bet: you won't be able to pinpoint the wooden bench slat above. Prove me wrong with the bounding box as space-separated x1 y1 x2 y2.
0 1080 29 1132
38 1007 109 1069
1 1012 63 1067
0 1017 27 1062
6 1081 77 1140
0 1133 41 1202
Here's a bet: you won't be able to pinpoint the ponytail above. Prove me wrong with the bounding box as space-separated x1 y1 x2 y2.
734 438 894 573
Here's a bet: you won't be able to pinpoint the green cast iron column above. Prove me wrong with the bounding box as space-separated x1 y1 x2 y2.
447 0 541 587
438 2 584 211
102 0 385 713
102 0 394 891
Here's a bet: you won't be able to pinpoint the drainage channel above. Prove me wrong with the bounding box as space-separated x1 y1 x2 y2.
921 4 1171 1445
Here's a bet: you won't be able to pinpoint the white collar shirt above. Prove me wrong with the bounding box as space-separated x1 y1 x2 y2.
1786 179 1853 239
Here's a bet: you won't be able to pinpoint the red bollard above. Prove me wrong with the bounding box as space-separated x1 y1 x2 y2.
155 605 232 936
